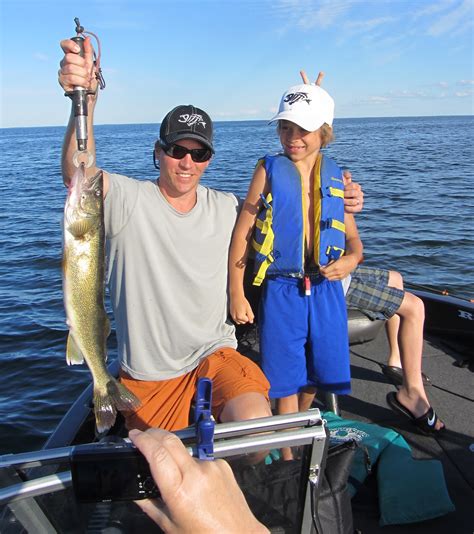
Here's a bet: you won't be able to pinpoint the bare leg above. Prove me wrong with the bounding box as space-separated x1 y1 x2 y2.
220 393 272 463
386 272 444 430
298 386 317 411
276 395 299 460
385 314 402 368
219 392 272 422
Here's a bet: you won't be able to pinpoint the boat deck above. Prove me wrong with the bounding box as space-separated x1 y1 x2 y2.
1 319 472 533
330 326 474 533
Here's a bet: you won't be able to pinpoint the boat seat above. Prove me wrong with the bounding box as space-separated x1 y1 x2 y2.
348 308 385 345
325 309 386 415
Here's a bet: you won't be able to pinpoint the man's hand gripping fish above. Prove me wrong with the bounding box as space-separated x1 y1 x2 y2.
63 164 140 432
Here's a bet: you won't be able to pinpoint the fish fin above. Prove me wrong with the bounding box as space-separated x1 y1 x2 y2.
66 334 85 365
111 380 142 411
93 390 117 434
93 378 141 433
67 218 95 238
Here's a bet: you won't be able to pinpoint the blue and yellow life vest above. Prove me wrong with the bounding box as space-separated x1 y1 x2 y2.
252 153 346 286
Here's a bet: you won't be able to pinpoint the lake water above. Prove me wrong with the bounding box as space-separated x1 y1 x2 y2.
0 116 473 454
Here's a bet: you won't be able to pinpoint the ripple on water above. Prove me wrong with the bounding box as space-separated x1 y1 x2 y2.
1 117 473 452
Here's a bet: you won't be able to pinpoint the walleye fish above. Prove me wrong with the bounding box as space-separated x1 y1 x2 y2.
63 163 140 432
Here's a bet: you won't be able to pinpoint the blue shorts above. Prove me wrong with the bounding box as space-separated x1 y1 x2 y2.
259 275 351 398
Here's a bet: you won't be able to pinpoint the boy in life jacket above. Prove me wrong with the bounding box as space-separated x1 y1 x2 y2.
229 81 363 438
295 73 443 434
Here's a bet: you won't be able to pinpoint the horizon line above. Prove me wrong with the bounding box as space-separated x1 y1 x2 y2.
1 113 472 130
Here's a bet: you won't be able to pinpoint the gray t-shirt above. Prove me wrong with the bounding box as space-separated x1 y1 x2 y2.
104 174 239 380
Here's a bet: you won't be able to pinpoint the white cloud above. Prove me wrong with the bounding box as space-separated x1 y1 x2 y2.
368 84 473 102
366 96 390 103
412 0 457 20
345 16 396 32
34 53 48 62
389 89 428 98
275 0 354 30
426 0 473 36
214 111 237 117
458 79 474 85
454 90 473 97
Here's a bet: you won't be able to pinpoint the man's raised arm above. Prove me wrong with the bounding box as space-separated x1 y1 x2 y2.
58 37 107 192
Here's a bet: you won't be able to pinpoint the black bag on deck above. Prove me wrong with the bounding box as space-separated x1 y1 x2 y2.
313 439 357 534
232 440 357 533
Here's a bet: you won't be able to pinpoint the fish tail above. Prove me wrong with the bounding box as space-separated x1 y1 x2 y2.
93 378 142 433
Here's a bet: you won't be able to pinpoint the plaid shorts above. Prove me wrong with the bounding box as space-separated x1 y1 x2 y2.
345 266 404 320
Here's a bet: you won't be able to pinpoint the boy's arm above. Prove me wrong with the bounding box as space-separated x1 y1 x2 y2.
228 164 268 324
320 214 363 281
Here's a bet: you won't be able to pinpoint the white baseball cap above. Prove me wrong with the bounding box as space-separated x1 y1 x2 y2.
269 83 335 131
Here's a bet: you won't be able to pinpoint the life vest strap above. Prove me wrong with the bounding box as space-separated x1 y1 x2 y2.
255 217 271 235
323 218 346 233
251 231 274 256
260 192 272 209
326 245 345 262
252 192 275 285
328 186 344 199
253 253 274 286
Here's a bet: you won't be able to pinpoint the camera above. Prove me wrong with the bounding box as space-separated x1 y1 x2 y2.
70 439 160 502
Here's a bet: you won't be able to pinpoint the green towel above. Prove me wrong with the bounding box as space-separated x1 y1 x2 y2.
322 411 455 526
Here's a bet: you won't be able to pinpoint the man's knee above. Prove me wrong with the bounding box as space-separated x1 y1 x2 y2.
220 392 271 423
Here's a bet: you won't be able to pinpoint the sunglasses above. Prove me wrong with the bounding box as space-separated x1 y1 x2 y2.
161 143 212 163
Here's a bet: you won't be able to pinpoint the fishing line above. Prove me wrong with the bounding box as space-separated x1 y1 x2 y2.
73 17 106 92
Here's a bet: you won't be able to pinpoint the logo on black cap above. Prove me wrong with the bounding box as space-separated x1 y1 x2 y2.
160 105 214 152
178 113 207 128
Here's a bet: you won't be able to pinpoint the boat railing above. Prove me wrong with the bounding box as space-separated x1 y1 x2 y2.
1 409 328 534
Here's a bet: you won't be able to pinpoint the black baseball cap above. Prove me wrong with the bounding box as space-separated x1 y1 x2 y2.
159 105 214 153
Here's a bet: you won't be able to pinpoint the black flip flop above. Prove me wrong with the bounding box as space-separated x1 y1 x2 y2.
386 392 445 435
381 365 431 386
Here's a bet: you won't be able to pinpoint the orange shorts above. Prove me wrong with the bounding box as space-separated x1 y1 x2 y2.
119 347 270 431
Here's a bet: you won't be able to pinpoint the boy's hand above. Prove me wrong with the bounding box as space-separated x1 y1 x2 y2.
320 256 357 281
343 170 364 213
300 70 324 86
230 295 255 325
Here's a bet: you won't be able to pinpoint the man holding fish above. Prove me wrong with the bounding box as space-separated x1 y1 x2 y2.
58 37 363 433
59 36 275 432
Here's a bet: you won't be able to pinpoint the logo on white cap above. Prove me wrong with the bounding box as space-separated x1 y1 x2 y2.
269 83 335 132
283 92 312 106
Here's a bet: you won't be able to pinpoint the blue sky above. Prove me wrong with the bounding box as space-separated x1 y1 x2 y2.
1 0 473 128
